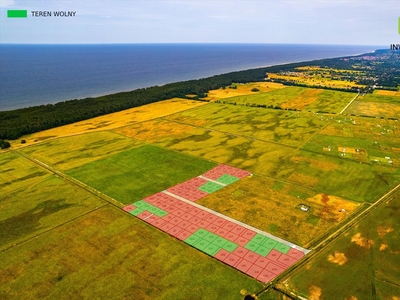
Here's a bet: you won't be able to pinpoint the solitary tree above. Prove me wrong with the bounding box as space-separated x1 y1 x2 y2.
0 139 11 149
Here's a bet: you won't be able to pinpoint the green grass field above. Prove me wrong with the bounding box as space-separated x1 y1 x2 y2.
160 131 296 176
0 206 264 300
318 116 400 152
0 152 103 250
215 87 356 113
282 192 400 300
66 144 216 204
218 86 307 107
270 149 400 202
258 289 287 300
113 116 297 173
303 134 400 165
306 89 357 113
163 103 327 147
19 131 141 171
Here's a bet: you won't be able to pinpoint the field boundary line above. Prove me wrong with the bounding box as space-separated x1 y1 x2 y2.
311 181 400 250
115 126 348 207
375 277 400 289
339 92 360 114
0 204 108 253
162 117 299 149
162 190 310 254
271 182 400 297
107 102 209 132
114 125 331 204
304 203 367 249
250 170 350 202
14 150 124 209
296 115 334 151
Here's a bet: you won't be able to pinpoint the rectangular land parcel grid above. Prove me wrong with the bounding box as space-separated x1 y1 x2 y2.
123 164 310 282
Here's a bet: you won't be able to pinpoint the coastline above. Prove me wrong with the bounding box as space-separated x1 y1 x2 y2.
59 49 381 103
87 51 380 102
0 44 381 111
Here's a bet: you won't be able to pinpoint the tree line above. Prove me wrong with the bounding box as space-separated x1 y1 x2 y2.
0 61 311 140
213 100 300 111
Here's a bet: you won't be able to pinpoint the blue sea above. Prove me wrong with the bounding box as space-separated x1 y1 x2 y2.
0 44 380 111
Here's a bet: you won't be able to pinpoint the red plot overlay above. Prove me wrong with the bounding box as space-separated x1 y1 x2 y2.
123 164 307 282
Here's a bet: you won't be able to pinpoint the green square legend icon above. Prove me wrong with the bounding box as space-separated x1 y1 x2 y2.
7 10 28 18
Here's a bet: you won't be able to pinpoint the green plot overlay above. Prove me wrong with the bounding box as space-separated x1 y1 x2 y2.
185 229 239 255
7 10 27 18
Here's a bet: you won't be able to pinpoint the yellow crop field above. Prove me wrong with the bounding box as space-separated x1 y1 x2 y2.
280 88 322 110
206 82 286 101
1 206 263 299
306 193 360 222
113 118 200 143
374 90 400 96
164 102 327 147
0 152 104 250
268 73 364 89
114 115 296 175
296 66 322 71
197 175 359 247
282 192 400 300
10 98 206 149
344 101 400 119
296 66 364 74
290 155 339 171
19 131 142 171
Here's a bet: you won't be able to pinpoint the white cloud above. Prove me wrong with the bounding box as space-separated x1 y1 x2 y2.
0 0 15 8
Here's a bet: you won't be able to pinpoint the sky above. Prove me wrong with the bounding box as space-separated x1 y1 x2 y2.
0 0 398 45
